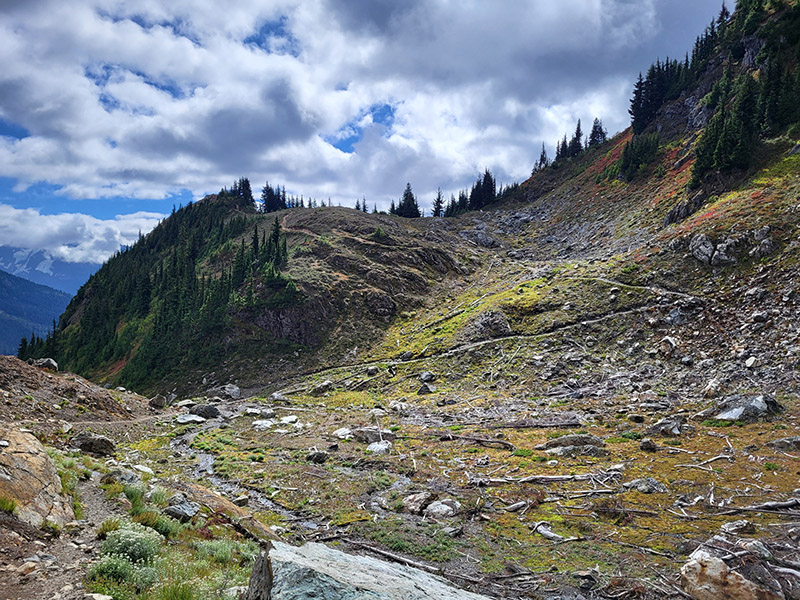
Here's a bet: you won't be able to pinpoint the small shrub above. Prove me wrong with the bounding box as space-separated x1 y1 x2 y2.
151 582 197 600
701 419 736 428
149 487 169 507
153 515 182 538
512 449 533 457
764 462 780 472
101 522 163 563
133 510 161 529
0 496 17 514
620 431 643 440
89 554 135 583
97 517 122 539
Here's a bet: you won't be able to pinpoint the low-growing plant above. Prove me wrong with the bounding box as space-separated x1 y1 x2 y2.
97 517 122 539
512 449 533 457
88 554 135 583
0 496 17 514
764 462 780 472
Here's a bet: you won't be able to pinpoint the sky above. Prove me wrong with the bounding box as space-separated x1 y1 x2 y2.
0 0 727 266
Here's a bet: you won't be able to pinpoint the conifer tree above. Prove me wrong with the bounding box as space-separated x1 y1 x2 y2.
432 188 444 217
588 118 607 148
569 120 583 157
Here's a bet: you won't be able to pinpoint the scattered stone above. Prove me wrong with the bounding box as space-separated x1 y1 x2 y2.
399 351 414 361
627 414 645 423
424 499 461 519
70 431 116 456
233 494 249 507
752 311 769 323
689 234 715 265
681 355 694 366
190 404 220 419
100 470 141 486
18 561 38 575
639 438 657 452
366 366 380 377
546 445 609 458
622 477 668 494
721 520 756 535
417 383 437 395
133 464 154 475
245 408 262 416
712 394 783 423
306 450 329 464
367 408 387 419
176 414 206 425
260 407 277 418
388 400 410 415
310 380 333 396
270 392 290 403
148 394 167 409
280 415 299 424
332 427 353 440
744 356 758 369
85 594 114 600
420 371 436 383
366 440 392 455
352 427 395 444
252 419 274 431
252 541 491 600
681 543 783 600
402 492 435 514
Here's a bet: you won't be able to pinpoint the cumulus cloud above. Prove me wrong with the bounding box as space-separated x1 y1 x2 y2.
0 0 723 214
0 204 164 264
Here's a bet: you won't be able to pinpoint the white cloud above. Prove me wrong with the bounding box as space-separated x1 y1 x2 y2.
0 204 164 264
0 0 722 214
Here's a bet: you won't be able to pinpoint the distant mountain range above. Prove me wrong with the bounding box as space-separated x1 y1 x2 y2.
0 247 98 294
0 269 71 355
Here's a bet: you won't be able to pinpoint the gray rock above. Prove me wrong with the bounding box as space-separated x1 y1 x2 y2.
545 445 609 458
689 234 715 265
424 499 461 519
366 366 380 377
639 438 657 452
332 427 353 440
270 392 290 403
70 431 116 456
419 371 436 383
261 541 491 600
766 437 800 452
417 383 437 395
366 440 392 455
535 434 605 450
164 494 200 522
233 495 249 507
648 415 685 437
32 358 58 371
148 394 167 409
260 407 277 418
306 451 328 464
310 380 333 396
100 470 141 486
190 404 220 419
352 428 395 444
402 492 435 514
223 384 241 400
713 394 782 423
622 477 667 494
176 414 206 425
252 420 274 431
721 520 756 535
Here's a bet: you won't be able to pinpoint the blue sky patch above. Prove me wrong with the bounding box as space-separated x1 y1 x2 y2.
326 103 396 153
245 16 300 57
0 118 30 140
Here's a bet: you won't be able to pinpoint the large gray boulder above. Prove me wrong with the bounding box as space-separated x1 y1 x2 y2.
713 394 782 423
252 542 491 600
70 431 116 456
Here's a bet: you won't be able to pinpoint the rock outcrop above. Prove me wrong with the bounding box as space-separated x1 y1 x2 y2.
248 541 491 600
0 426 74 528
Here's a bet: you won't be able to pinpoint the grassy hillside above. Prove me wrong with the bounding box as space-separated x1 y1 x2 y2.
0 269 71 355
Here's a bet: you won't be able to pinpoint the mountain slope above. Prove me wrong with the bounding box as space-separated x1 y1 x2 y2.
0 269 71 355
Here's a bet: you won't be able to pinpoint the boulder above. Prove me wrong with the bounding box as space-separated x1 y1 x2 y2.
332 427 353 440
417 383 437 395
190 404 220 419
164 493 201 522
689 234 715 265
622 477 667 494
176 414 206 425
0 426 74 528
32 357 59 371
223 384 241 399
534 434 605 450
366 366 380 377
148 394 167 409
366 440 392 455
419 371 436 383
639 438 657 452
310 380 333 396
648 415 685 437
767 437 800 452
251 541 491 600
713 394 782 423
546 445 609 458
402 492 435 515
352 427 395 444
70 431 116 456
306 451 328 464
252 420 274 431
423 499 461 519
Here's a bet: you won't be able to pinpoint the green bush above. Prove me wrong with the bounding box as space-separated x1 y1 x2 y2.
0 496 17 514
97 517 121 539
